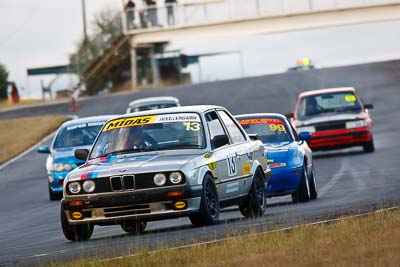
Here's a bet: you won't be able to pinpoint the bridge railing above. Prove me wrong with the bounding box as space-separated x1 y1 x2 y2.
122 0 400 33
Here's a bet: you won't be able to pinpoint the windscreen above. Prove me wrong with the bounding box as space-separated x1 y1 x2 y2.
53 122 105 148
296 92 362 120
90 113 205 159
237 117 291 143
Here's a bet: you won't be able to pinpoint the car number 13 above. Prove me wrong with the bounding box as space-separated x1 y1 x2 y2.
226 153 237 177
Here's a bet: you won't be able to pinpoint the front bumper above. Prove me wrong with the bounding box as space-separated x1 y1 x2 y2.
266 165 302 196
49 171 69 193
62 185 202 225
308 127 372 150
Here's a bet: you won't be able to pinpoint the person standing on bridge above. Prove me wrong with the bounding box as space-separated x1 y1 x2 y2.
145 0 158 27
165 0 177 26
125 0 136 30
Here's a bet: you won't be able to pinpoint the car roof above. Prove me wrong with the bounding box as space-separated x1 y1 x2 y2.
128 96 179 107
299 87 356 98
122 105 224 118
61 115 117 127
235 113 287 120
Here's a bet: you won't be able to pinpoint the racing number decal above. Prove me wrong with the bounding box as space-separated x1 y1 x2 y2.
269 124 286 132
184 122 200 131
226 153 237 177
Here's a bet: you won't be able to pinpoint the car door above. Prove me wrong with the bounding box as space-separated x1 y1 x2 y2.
204 110 240 200
216 110 253 199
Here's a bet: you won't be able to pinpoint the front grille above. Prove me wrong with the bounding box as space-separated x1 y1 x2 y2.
104 204 151 218
315 122 346 131
110 176 123 191
123 176 135 190
66 172 187 195
110 176 135 191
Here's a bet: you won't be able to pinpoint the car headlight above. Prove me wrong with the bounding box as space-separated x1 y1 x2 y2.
53 163 73 172
169 172 183 184
68 182 81 194
82 180 96 193
154 173 167 186
63 164 73 171
297 126 316 133
346 120 368 129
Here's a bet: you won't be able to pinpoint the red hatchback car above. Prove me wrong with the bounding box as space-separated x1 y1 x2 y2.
292 87 374 152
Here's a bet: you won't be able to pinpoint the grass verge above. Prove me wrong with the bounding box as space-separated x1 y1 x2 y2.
46 208 400 267
0 99 45 110
0 115 69 164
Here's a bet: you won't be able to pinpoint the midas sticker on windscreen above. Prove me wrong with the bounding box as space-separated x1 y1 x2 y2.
345 95 356 102
103 116 155 132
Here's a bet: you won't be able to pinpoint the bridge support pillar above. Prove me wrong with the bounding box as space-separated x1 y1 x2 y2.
130 40 138 91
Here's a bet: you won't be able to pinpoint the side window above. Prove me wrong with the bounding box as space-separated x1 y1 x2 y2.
205 111 229 149
217 111 246 144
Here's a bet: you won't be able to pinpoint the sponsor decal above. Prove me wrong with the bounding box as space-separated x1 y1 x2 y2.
345 95 356 102
226 182 239 193
246 152 253 161
102 113 201 132
208 161 217 170
204 153 212 158
267 158 274 163
238 118 285 125
103 116 155 132
66 121 105 131
242 163 251 175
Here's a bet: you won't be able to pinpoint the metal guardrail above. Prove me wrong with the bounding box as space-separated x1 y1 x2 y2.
122 0 400 33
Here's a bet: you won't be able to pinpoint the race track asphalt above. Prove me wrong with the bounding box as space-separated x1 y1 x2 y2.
0 60 399 265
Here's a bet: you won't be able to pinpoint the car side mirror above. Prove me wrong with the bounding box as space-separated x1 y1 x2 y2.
364 104 374 109
37 146 50 154
284 112 293 119
299 131 312 141
248 133 259 141
75 149 89 161
212 134 229 149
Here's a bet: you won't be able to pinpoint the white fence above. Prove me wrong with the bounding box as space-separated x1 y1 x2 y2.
122 0 400 32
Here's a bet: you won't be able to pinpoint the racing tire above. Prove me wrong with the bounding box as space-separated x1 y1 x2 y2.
309 168 318 200
48 183 62 201
189 174 219 227
239 169 266 218
363 139 375 153
121 220 147 234
60 206 93 241
291 165 311 203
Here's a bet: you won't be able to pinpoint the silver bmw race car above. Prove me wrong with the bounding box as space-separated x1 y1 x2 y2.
61 105 270 241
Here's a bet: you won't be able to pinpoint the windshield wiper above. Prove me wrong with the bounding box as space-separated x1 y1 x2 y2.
158 144 204 150
335 106 361 112
95 148 155 159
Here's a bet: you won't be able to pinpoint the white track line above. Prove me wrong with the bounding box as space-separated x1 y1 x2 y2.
318 158 349 197
0 115 78 171
91 205 400 264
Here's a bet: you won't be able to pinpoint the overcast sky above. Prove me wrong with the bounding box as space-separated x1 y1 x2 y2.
1 0 400 98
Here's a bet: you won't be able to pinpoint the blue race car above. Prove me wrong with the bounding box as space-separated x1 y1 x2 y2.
235 113 317 203
37 115 115 200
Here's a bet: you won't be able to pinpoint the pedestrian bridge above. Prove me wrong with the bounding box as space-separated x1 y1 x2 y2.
83 0 400 91
124 0 400 44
